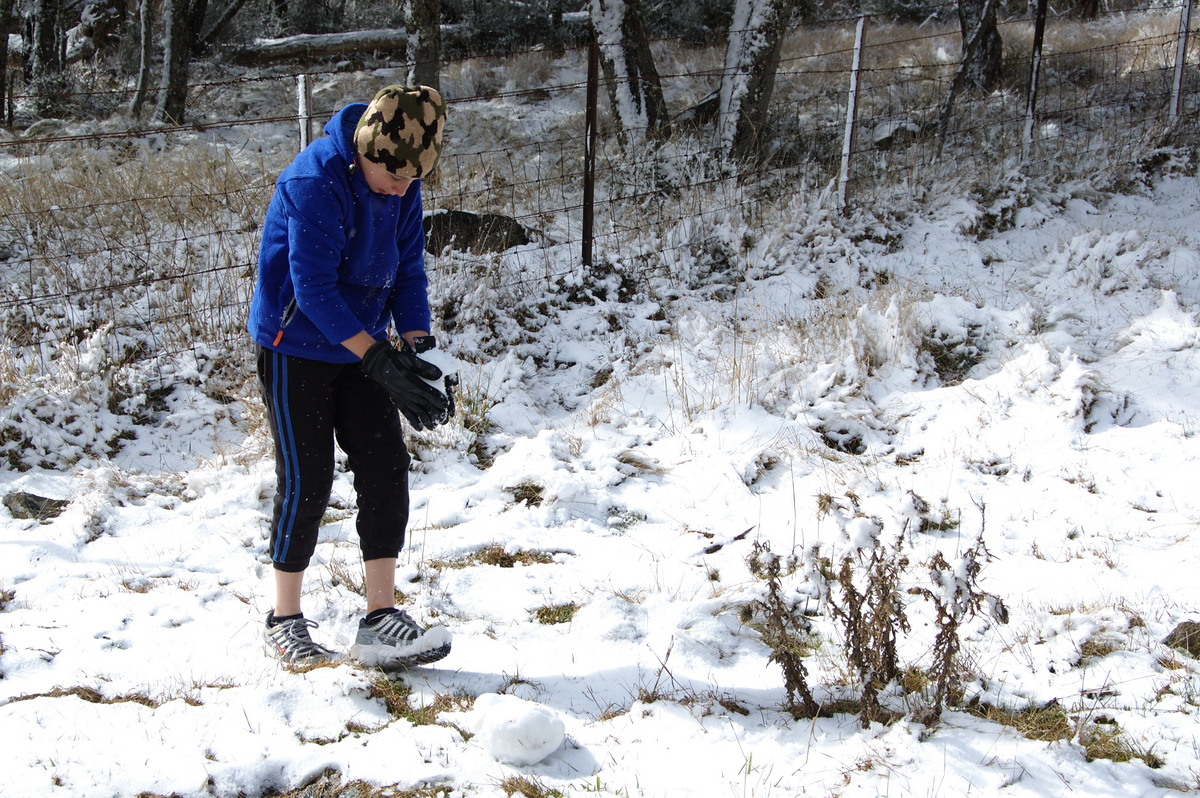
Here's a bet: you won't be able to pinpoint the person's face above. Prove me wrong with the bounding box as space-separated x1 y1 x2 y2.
358 156 416 197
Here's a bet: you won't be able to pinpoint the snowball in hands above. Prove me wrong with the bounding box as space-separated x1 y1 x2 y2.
469 693 565 765
413 346 462 391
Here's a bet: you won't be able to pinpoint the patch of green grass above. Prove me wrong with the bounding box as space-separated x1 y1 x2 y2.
968 701 1073 742
453 378 498 469
510 481 545 506
8 685 197 708
365 673 473 736
496 774 564 798
534 602 578 625
433 543 557 570
899 665 930 695
606 509 647 532
1078 634 1122 664
1081 723 1164 768
251 767 456 797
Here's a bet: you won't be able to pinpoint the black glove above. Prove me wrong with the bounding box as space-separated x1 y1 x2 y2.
361 339 450 430
411 335 459 422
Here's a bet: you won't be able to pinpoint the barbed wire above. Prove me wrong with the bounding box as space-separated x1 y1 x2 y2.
2 4 1196 373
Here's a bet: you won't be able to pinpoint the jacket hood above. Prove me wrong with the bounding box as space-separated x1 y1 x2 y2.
325 103 368 165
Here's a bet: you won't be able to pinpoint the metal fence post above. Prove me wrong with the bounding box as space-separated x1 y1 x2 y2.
837 15 866 214
583 42 599 269
1171 0 1193 126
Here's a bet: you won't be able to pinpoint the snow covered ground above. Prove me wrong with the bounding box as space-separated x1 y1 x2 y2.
4 104 1200 798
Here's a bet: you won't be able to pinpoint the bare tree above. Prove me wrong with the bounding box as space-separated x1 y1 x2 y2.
719 0 797 159
157 0 200 123
590 0 669 144
129 0 153 119
1070 0 1100 20
127 0 249 121
198 0 256 51
957 0 1002 94
936 0 1004 140
25 0 66 117
0 0 14 125
405 0 441 90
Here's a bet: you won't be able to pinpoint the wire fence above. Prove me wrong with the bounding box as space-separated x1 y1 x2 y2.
1 6 1198 396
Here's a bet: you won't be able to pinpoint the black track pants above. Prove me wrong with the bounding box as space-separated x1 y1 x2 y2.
257 346 411 573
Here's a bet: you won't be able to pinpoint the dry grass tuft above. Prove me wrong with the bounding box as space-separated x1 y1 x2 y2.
6 684 204 708
432 543 557 570
509 481 545 507
365 673 474 734
969 701 1073 742
495 774 564 798
533 602 578 625
1080 722 1164 768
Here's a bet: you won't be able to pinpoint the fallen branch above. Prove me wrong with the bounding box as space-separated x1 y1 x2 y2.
226 28 408 65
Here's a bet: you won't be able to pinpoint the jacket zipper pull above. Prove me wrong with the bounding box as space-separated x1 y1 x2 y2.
274 299 298 346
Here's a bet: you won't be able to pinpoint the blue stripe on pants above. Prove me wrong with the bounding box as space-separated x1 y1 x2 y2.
271 351 301 562
256 345 411 572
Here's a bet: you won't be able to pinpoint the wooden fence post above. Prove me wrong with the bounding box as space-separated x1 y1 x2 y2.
1171 0 1194 127
1022 0 1049 155
297 74 313 152
838 15 866 214
583 42 599 269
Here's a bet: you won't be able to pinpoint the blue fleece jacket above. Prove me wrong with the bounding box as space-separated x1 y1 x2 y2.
247 103 432 363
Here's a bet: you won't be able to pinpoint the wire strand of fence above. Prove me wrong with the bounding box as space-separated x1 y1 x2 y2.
5 16 1188 142
2 4 1197 383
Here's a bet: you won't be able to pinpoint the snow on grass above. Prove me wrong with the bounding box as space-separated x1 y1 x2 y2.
4 90 1200 798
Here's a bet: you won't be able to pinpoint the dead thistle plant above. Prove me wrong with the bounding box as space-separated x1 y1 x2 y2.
823 533 910 727
746 541 820 718
908 502 1009 725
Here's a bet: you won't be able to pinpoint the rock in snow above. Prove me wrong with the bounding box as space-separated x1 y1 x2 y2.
468 693 566 765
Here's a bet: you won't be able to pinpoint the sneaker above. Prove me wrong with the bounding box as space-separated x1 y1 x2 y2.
264 613 337 666
349 608 451 670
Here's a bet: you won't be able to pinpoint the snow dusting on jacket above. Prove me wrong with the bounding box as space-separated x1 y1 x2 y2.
248 103 432 363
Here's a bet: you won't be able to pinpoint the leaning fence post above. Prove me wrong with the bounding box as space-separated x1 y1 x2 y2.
837 15 866 214
297 74 313 152
1171 0 1193 127
1022 0 1048 155
583 41 599 269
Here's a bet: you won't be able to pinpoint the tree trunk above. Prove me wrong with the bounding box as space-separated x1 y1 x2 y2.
719 0 795 159
590 0 669 145
957 0 1002 94
130 0 154 119
200 0 255 51
404 0 441 90
0 0 14 125
188 0 209 33
270 0 289 33
157 0 201 123
1070 0 1099 20
26 0 65 117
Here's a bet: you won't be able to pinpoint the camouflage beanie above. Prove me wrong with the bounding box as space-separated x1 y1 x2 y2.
354 85 447 179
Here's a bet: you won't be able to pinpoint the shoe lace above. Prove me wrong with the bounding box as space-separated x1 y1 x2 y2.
271 618 332 659
370 609 422 643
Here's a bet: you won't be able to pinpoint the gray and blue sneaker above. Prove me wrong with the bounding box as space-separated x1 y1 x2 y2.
349 608 451 670
264 613 337 666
